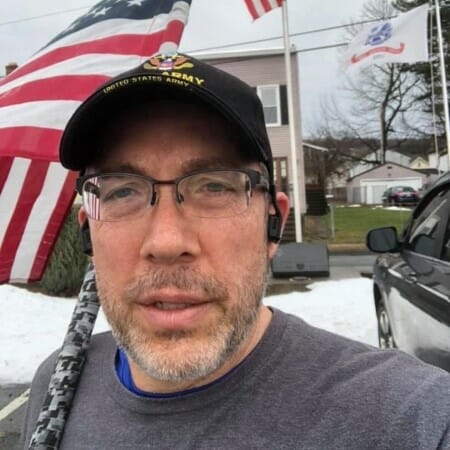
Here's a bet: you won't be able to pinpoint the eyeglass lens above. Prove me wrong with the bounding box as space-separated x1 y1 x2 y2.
81 170 253 221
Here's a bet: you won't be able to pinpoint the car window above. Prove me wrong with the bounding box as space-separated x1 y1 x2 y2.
407 187 450 259
441 207 450 262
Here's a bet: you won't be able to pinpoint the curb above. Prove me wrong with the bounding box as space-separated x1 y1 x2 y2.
327 244 369 254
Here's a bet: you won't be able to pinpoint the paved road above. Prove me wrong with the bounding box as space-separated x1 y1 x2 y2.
0 385 28 450
329 253 376 278
1 252 376 450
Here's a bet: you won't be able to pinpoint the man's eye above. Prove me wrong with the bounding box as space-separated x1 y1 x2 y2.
202 182 230 193
103 187 137 201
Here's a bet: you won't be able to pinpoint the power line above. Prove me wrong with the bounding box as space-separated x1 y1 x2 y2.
0 5 94 27
186 17 392 54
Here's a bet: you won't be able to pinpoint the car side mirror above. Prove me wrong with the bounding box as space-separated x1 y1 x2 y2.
366 227 400 253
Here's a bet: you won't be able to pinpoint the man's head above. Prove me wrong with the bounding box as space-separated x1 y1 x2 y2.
59 53 289 392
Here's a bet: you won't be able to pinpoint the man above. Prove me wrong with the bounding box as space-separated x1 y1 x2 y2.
21 53 450 449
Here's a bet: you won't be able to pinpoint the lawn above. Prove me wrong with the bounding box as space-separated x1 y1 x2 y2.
303 205 412 245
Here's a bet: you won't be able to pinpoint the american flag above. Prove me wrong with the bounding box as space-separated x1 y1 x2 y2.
244 0 283 20
0 0 191 284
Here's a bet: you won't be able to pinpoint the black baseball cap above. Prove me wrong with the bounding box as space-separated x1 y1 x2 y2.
59 53 274 183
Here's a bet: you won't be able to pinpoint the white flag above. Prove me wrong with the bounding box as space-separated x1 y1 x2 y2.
342 4 429 71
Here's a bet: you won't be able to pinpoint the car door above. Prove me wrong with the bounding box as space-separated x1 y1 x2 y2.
383 184 450 371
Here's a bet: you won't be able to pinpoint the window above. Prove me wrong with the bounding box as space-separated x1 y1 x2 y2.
273 157 288 193
407 188 450 259
257 85 284 126
256 84 289 127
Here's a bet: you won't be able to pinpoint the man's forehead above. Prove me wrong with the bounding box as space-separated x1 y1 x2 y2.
93 156 256 176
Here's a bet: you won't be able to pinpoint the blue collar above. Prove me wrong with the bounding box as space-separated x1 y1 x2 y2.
115 347 245 398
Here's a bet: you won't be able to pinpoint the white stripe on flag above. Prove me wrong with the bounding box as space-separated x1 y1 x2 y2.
0 158 31 246
268 0 281 8
0 100 81 130
25 16 171 67
0 53 144 96
169 1 191 24
253 1 266 17
10 163 70 282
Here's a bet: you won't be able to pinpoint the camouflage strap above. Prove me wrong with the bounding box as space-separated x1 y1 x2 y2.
28 263 99 450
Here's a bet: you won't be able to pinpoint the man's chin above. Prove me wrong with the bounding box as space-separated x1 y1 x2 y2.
122 331 232 384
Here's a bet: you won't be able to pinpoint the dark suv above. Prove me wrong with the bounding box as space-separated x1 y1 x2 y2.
382 185 419 206
367 172 450 372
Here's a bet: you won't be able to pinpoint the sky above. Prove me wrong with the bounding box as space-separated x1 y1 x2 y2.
0 277 377 385
0 0 370 136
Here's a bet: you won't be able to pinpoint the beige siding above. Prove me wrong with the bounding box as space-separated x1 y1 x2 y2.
206 54 306 212
350 165 427 186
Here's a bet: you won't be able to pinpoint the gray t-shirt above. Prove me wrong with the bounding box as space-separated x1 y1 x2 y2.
21 309 450 449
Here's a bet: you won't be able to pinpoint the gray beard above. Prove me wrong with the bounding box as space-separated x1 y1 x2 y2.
98 265 269 384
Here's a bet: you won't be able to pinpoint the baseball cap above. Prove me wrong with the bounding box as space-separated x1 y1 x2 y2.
59 53 274 182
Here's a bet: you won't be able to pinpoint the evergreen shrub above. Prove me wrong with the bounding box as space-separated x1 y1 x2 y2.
39 205 88 297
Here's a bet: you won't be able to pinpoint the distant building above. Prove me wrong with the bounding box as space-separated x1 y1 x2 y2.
348 150 411 179
196 48 306 214
346 162 435 204
410 156 429 169
5 62 18 76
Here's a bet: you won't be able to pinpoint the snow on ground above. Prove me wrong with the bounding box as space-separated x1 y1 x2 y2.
0 277 377 384
385 206 412 211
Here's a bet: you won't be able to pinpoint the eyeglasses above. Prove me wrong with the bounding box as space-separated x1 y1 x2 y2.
76 169 269 221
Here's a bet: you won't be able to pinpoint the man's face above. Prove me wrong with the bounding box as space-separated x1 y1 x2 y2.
79 102 288 392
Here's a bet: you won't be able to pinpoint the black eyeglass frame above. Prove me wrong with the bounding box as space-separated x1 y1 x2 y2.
76 168 270 214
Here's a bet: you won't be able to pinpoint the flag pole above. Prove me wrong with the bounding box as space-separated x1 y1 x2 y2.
428 4 441 173
434 0 450 165
281 0 303 242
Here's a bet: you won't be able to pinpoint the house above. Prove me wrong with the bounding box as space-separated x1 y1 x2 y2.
347 162 430 204
428 151 450 173
348 150 411 179
196 48 306 214
410 156 429 169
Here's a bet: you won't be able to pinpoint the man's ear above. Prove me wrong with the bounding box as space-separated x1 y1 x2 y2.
78 206 87 226
78 207 93 256
268 192 290 260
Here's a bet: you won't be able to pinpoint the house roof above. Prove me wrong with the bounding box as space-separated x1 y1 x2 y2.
347 162 425 181
414 168 440 175
192 46 296 60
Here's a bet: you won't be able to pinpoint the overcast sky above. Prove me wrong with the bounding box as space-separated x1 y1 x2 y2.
0 0 369 136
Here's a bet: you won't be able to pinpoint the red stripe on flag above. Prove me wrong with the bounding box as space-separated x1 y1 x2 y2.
0 75 109 107
261 0 273 13
0 1 192 283
0 32 167 88
0 161 49 282
0 156 14 194
0 127 62 161
162 19 187 46
244 0 260 20
28 171 77 281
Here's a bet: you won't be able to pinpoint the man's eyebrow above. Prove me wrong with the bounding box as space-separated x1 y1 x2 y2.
179 158 240 173
96 163 147 175
95 158 243 177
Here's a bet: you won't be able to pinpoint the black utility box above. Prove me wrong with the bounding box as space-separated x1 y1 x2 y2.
271 242 330 278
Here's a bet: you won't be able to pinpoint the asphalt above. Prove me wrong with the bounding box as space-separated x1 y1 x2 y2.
1 248 375 450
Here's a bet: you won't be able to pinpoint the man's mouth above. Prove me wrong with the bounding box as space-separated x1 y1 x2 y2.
136 294 213 330
154 302 195 310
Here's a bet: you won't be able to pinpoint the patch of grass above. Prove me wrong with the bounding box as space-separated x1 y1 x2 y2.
304 205 412 245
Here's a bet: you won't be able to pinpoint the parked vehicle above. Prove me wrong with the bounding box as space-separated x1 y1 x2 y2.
381 185 419 206
367 172 450 372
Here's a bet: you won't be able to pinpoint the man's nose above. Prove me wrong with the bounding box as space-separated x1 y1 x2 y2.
138 186 199 265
